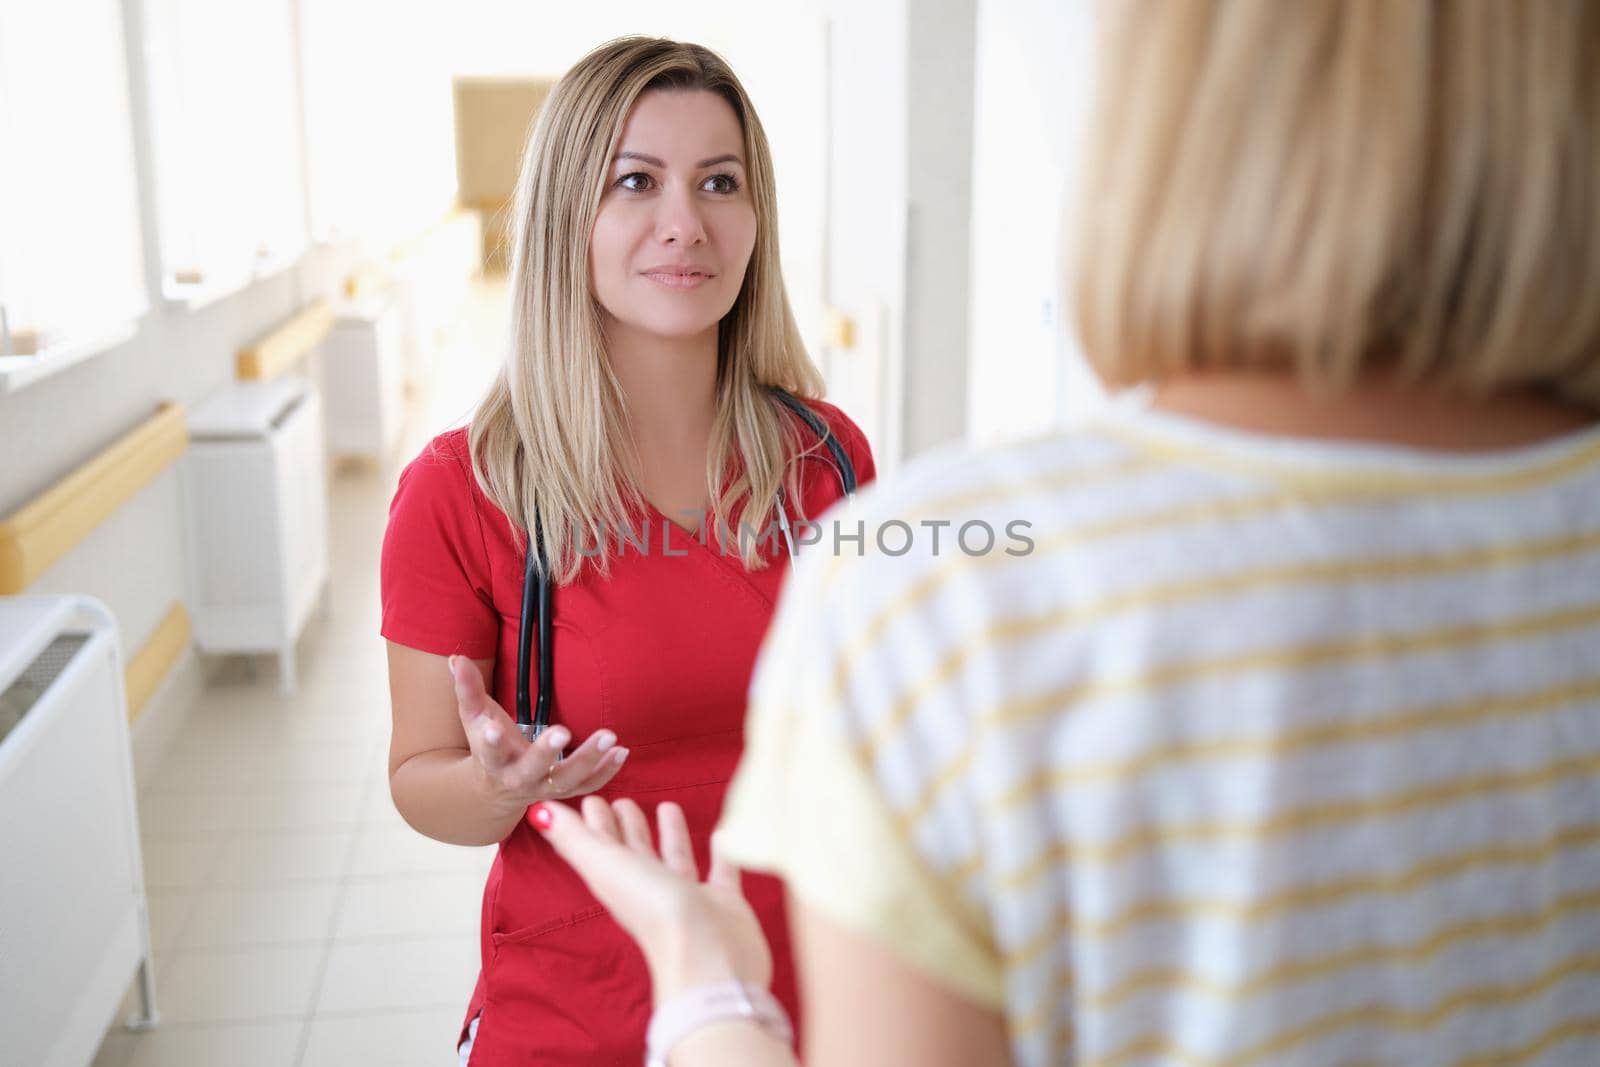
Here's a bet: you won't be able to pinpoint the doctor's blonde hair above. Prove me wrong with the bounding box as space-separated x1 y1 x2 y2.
1073 0 1600 404
469 36 825 582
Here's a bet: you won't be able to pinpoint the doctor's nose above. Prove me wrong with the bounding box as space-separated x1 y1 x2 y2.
655 189 708 246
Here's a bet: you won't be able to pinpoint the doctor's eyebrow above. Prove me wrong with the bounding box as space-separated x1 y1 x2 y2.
614 151 746 169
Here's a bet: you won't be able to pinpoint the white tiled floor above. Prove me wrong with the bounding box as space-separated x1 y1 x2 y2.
89 277 509 1067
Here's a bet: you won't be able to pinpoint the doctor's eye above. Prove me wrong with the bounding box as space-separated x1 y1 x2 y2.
701 173 741 195
616 172 655 192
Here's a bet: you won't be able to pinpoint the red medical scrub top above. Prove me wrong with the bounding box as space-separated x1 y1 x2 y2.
379 399 873 1066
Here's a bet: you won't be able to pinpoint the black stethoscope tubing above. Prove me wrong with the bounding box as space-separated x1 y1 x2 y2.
514 389 856 740
514 509 553 742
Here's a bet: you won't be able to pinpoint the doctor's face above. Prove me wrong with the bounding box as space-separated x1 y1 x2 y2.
589 89 757 343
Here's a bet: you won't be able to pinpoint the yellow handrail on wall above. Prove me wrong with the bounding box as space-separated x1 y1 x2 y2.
126 601 191 722
0 404 189 595
237 299 334 381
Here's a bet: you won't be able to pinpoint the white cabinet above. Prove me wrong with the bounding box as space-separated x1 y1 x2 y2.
0 596 157 1067
183 377 329 693
323 295 406 460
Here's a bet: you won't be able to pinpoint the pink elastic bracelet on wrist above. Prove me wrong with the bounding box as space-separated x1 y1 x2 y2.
645 981 793 1067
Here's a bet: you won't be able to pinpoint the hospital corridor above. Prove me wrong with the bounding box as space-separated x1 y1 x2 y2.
9 1 1600 1066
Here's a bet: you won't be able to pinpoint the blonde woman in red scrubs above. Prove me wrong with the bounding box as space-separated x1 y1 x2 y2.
378 37 873 1067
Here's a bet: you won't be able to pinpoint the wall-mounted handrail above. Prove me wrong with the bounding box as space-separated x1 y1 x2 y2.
0 404 189 594
237 299 333 380
125 601 191 721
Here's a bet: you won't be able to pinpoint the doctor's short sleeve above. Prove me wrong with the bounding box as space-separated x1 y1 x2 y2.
840 413 877 490
717 493 1004 1010
380 432 500 660
813 399 878 492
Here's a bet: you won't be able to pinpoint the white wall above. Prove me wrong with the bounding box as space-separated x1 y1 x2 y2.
298 0 458 253
902 0 977 459
819 0 990 469
816 0 909 469
965 0 1102 448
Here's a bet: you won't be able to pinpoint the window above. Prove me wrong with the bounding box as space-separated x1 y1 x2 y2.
0 0 146 377
297 1 457 254
141 0 308 301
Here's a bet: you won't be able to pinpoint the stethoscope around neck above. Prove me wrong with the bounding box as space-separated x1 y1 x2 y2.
514 388 858 742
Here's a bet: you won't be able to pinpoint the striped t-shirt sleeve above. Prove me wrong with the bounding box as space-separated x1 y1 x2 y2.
718 506 1007 1009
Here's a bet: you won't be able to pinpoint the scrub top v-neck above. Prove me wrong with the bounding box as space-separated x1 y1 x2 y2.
379 401 874 1067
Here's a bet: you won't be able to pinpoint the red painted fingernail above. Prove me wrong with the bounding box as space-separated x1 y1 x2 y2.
528 803 553 831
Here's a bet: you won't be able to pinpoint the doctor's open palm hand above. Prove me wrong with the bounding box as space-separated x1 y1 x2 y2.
449 655 630 807
531 797 774 1002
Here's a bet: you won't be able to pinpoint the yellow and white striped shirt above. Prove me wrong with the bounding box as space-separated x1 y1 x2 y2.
718 401 1600 1067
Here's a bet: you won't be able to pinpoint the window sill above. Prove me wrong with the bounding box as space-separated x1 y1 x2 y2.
0 320 141 394
161 247 307 311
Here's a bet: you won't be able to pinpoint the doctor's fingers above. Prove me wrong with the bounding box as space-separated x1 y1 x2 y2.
448 654 504 722
449 658 531 770
540 757 625 801
466 714 531 781
481 726 569 794
537 731 628 798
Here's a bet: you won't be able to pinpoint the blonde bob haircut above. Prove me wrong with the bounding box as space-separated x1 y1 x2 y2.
470 36 825 582
1073 0 1600 405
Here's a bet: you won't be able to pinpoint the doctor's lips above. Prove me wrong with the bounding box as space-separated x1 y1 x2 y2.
640 263 716 290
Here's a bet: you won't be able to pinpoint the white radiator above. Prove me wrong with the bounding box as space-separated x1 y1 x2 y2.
184 377 331 694
323 295 406 460
0 596 157 1067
